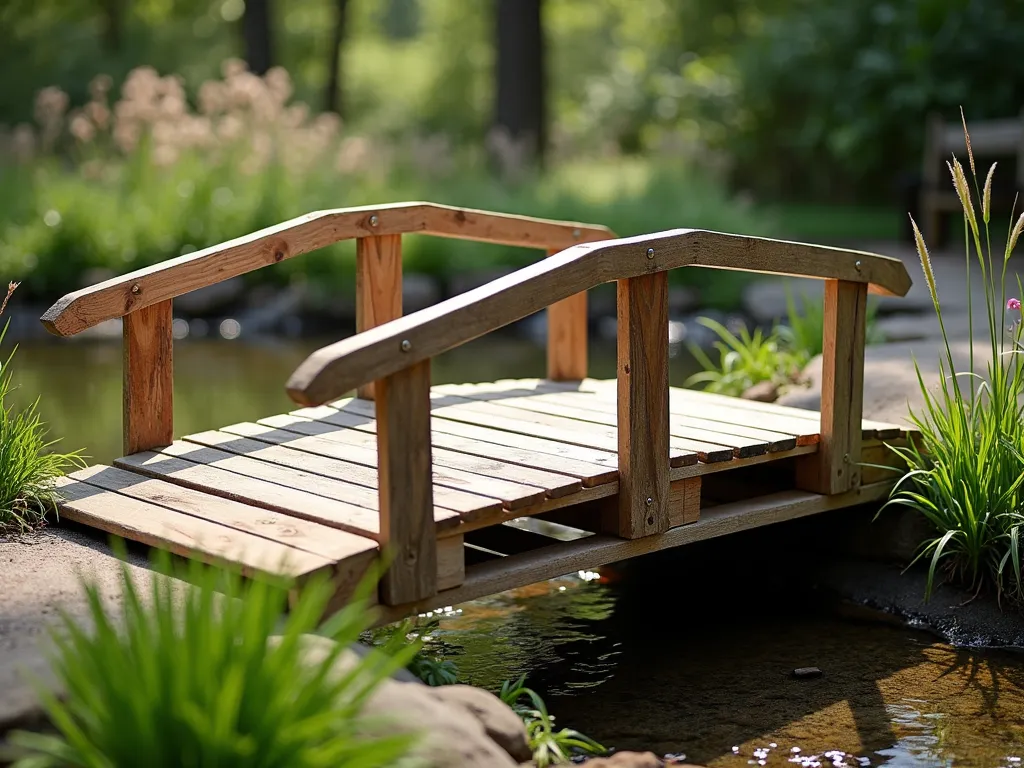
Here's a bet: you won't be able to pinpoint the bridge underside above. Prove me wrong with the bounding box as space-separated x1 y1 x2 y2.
55 379 909 622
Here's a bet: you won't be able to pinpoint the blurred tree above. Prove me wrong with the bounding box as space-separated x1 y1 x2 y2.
495 0 546 165
324 0 349 114
241 0 275 74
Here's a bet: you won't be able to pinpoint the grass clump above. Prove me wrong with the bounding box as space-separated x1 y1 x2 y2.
685 290 882 398
883 116 1024 604
0 281 83 534
499 676 606 767
5 550 420 767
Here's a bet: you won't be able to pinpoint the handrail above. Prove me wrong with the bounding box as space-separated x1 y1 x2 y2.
286 228 911 406
39 202 614 337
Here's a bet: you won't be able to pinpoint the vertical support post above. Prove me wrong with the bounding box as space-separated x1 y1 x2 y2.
546 250 588 380
123 299 173 456
611 272 670 538
356 234 402 400
798 279 867 494
376 359 437 605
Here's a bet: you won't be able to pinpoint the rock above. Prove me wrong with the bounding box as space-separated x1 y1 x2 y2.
403 273 442 313
430 684 533 763
292 636 525 767
742 380 779 402
790 667 823 679
580 751 665 767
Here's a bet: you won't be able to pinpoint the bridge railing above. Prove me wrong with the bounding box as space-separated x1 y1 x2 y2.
40 202 614 457
285 228 911 604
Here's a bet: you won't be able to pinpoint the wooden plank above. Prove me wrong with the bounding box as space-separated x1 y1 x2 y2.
300 401 621 485
669 476 701 526
437 535 465 590
187 427 505 519
356 234 403 400
376 360 437 604
42 202 613 337
546 244 588 381
798 280 866 494
116 445 460 538
123 300 173 455
859 439 907 485
246 415 566 505
437 383 776 457
376 480 896 623
614 272 670 537
285 232 912 407
56 474 331 580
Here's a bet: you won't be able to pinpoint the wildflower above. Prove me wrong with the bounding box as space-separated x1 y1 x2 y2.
1008 298 1021 311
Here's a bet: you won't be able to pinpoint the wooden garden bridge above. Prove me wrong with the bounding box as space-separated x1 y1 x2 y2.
43 202 913 621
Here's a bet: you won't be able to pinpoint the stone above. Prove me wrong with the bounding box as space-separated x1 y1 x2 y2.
403 273 442 313
430 684 533 763
580 751 665 767
790 667 823 679
292 635 525 767
741 380 779 402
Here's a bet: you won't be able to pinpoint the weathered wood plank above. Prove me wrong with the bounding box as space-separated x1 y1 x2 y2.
116 445 461 538
614 272 670 537
123 300 173 455
356 234 403 400
546 244 588 381
798 280 867 494
376 360 437 604
57 473 331 580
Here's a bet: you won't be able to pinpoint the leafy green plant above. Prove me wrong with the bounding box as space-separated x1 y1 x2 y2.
0 281 84 533
882 118 1024 603
685 318 796 397
498 675 606 767
5 549 420 767
780 288 884 365
364 614 460 686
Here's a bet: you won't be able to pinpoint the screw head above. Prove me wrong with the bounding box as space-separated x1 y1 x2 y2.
400 339 412 352
646 496 653 505
572 228 581 239
646 248 655 259
843 453 850 463
369 214 379 227
131 284 141 295
854 260 862 271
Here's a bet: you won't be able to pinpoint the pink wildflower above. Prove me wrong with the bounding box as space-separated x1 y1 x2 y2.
1008 298 1021 311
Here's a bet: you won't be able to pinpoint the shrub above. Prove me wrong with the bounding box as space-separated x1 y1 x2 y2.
0 281 83 533
5 551 420 767
883 120 1024 603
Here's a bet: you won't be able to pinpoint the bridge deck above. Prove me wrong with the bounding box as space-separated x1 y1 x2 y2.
55 378 909 620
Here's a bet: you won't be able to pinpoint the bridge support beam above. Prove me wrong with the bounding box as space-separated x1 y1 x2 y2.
123 299 174 455
356 234 403 401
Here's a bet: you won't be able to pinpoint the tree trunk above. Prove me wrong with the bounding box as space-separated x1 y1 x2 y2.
494 0 546 166
324 0 349 115
100 0 123 51
242 0 274 75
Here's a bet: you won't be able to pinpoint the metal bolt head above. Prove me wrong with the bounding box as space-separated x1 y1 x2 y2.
843 453 850 463
131 284 141 295
646 496 653 505
572 228 581 239
854 260 862 271
646 248 655 259
369 214 379 227
400 339 412 352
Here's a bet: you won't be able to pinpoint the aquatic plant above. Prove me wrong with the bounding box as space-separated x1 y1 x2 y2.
499 675 606 766
364 614 461 686
0 281 83 533
4 550 419 767
883 115 1024 603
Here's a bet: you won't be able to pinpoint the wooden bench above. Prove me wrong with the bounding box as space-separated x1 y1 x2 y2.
920 111 1024 247
41 203 913 621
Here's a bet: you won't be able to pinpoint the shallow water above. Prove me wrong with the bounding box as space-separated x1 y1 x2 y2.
421 536 1024 768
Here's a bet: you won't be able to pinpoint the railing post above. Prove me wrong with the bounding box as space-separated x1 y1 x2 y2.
356 234 402 400
123 299 174 456
546 250 588 380
610 271 670 538
798 279 867 494
376 358 437 604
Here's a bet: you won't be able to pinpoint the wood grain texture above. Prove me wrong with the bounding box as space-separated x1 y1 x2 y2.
41 202 613 337
798 280 867 494
356 235 403 400
123 300 173 455
546 248 588 381
374 480 896 623
614 272 670 538
287 230 911 406
56 473 332 580
376 360 437 604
